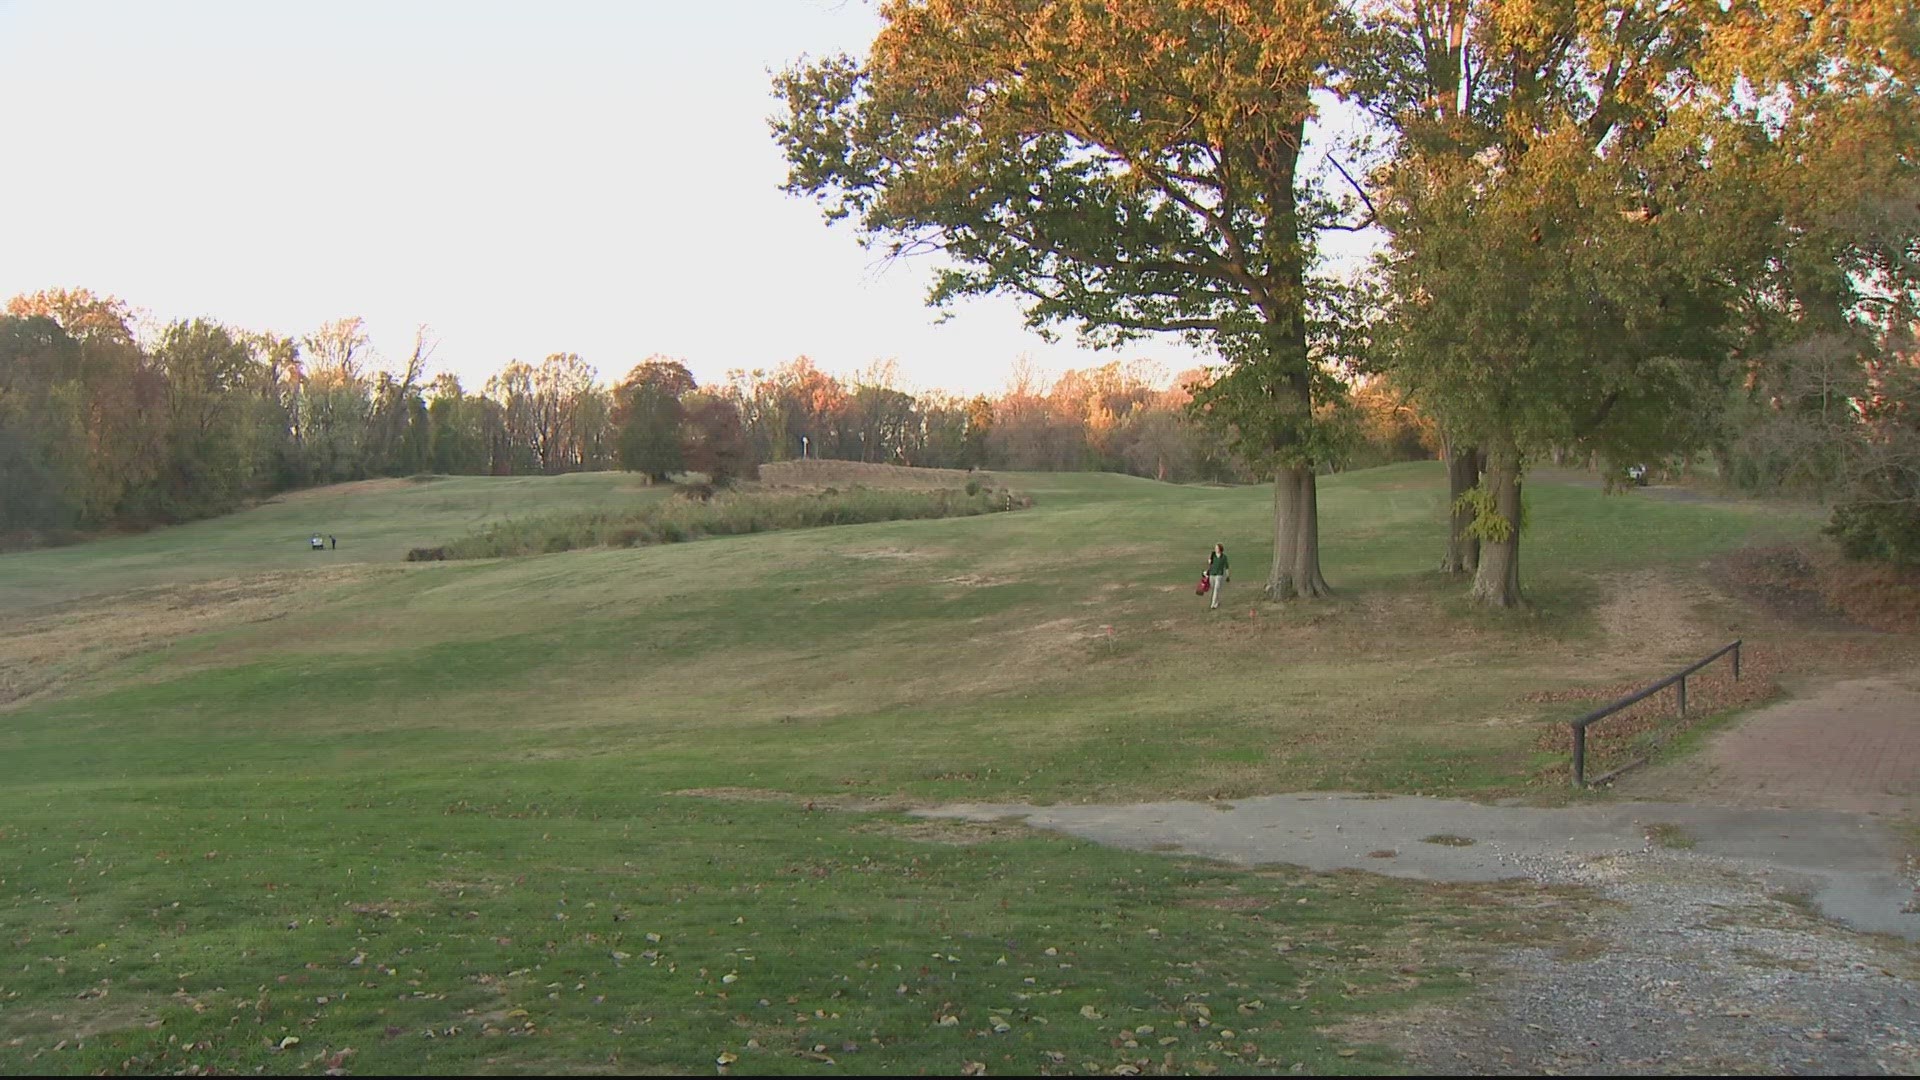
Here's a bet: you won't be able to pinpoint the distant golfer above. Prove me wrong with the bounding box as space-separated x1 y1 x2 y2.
328 534 337 550
1205 543 1229 610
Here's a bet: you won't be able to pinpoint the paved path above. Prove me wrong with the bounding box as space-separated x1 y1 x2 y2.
1622 671 1920 817
917 668 1920 1072
918 792 1920 938
920 791 1920 1072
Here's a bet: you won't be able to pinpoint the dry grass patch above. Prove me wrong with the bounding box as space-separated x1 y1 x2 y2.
427 879 505 897
969 615 1106 660
1593 569 1723 663
837 545 933 560
756 459 993 490
345 898 434 919
0 990 171 1045
940 573 1014 588
666 787 916 813
1181 895 1271 912
851 818 1019 845
1644 822 1696 849
666 786 805 805
265 476 415 503
0 567 372 710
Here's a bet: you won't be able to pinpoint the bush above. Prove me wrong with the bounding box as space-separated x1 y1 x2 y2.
965 479 981 496
432 486 1034 559
1825 499 1920 567
405 546 449 561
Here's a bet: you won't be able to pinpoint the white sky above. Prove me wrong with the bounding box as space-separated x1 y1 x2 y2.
0 0 1376 397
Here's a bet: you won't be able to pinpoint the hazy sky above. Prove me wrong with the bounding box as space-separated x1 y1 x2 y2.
0 1 1373 396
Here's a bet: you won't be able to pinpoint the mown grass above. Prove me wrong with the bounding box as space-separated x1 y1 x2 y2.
0 461 1834 1073
0 473 672 613
0 775 1555 1076
441 485 1023 559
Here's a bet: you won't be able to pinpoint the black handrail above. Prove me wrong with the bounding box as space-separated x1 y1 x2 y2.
1570 640 1741 787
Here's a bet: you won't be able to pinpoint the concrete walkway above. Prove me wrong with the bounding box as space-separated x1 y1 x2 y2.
918 791 1920 938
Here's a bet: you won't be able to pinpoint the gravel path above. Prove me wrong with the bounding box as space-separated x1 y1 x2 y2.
1346 847 1920 1075
919 793 1920 1073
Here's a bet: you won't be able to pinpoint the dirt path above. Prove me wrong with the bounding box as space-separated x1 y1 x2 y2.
919 792 1920 1072
1527 467 1758 507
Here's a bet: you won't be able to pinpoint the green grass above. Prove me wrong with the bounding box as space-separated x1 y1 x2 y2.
0 462 1820 1073
0 473 671 612
0 779 1547 1076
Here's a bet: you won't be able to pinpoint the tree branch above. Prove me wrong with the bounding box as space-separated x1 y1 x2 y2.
1324 153 1379 233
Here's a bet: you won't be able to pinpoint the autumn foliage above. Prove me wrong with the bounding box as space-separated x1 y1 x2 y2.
0 287 1444 544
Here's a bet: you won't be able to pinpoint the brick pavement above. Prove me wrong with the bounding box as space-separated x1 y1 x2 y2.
1622 671 1920 818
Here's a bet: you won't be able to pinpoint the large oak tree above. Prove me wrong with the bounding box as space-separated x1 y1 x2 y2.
773 0 1365 598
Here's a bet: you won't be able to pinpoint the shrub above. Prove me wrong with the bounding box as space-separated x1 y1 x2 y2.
432 486 1033 559
1826 499 1920 567
405 546 449 561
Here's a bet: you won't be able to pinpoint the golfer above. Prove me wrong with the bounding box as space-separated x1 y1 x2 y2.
1205 543 1229 610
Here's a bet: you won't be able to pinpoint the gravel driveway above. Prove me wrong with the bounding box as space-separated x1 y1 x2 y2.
919 792 1920 1073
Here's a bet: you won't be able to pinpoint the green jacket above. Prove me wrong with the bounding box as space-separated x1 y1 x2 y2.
1207 551 1228 577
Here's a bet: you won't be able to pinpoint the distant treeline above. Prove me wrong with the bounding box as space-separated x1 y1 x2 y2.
0 288 1437 540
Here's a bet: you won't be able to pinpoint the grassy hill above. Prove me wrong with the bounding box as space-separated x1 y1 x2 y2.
0 464 1830 1073
0 473 671 614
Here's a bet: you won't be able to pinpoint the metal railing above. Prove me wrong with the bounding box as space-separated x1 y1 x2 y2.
1571 640 1741 788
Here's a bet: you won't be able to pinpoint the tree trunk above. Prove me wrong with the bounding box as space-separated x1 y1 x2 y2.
1470 445 1524 608
1268 465 1332 600
1442 441 1481 574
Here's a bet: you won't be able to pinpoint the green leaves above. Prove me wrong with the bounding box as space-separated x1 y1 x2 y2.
774 0 1359 423
1452 481 1526 543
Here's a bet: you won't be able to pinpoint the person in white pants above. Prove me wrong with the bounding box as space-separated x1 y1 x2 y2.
1206 543 1229 610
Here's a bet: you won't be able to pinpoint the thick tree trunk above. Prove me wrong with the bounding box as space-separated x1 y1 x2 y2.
1470 445 1524 608
1268 465 1332 600
1292 468 1331 597
1442 441 1481 574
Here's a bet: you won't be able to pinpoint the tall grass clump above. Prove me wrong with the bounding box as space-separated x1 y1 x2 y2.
439 485 1027 559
